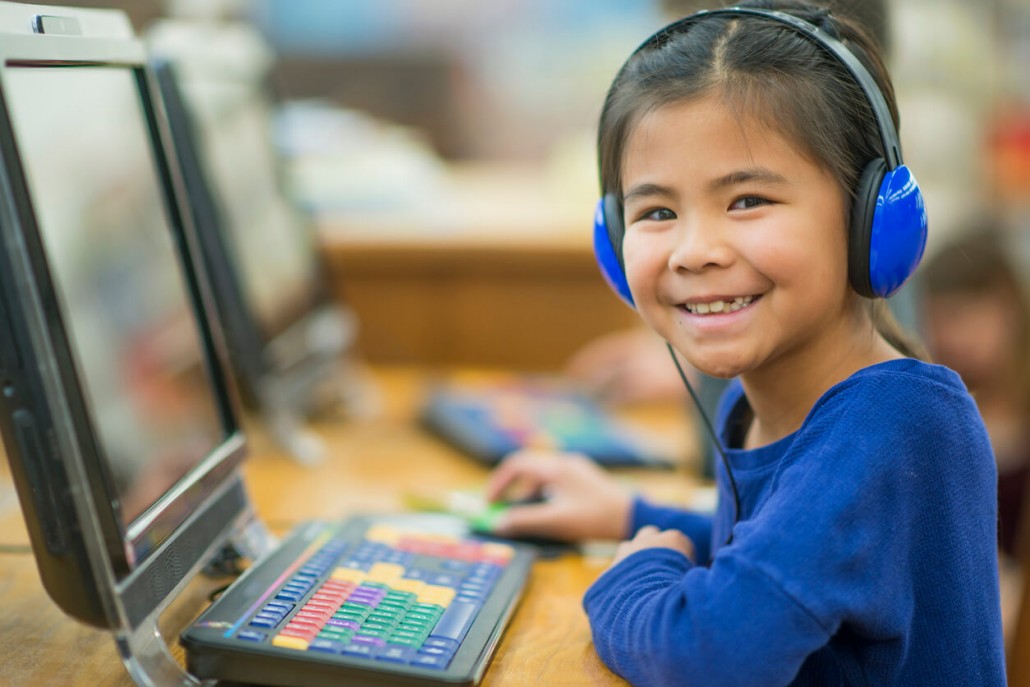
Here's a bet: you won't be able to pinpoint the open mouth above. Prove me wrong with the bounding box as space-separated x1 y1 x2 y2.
683 295 756 315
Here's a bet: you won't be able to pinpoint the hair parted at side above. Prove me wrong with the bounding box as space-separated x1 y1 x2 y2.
598 0 927 359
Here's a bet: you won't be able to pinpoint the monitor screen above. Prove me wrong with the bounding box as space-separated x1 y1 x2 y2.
3 64 225 532
178 73 320 338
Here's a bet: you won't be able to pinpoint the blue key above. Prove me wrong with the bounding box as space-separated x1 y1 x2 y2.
429 601 479 643
411 653 450 669
341 643 379 659
265 601 293 611
423 637 460 652
376 645 416 664
308 639 345 654
237 630 266 642
249 616 279 629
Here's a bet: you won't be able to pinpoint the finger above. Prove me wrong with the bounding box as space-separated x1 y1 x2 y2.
492 503 570 540
483 451 555 502
633 525 660 539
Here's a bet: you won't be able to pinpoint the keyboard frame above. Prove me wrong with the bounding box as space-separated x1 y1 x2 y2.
181 516 536 687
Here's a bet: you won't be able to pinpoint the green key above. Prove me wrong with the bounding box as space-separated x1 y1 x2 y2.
385 591 417 605
377 600 409 614
412 603 445 616
404 612 437 624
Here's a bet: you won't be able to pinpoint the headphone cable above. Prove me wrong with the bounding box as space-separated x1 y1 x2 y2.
666 342 740 545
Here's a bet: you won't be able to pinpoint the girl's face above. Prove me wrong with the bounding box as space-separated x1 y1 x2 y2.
620 95 854 381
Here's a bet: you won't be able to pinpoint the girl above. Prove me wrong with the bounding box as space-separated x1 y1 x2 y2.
486 1 1006 684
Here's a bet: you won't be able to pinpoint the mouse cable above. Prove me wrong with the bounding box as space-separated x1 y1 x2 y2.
666 342 740 545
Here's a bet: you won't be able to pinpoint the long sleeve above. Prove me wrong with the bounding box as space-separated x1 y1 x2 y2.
580 361 1005 687
583 548 829 686
630 497 714 564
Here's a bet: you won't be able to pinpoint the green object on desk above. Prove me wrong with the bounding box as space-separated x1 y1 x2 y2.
403 489 510 533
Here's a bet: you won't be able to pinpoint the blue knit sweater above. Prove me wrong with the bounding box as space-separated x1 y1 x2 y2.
583 359 1005 686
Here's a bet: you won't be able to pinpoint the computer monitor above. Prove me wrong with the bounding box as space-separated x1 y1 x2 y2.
0 2 260 680
146 21 360 463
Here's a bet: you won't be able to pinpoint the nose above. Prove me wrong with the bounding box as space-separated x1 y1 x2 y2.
667 212 733 273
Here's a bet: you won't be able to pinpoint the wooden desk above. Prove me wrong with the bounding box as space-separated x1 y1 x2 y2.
0 366 701 686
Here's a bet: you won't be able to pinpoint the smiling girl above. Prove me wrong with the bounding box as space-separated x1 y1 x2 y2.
485 1 1006 685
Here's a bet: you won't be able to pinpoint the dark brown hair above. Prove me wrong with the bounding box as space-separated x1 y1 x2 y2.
922 227 1030 408
599 0 926 359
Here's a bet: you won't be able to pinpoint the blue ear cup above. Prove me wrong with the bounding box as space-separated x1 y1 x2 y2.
592 195 634 307
848 160 928 298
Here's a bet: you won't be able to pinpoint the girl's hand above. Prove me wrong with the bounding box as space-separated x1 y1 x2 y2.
484 450 632 542
609 525 695 568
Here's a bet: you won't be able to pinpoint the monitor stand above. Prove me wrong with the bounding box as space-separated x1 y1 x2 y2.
258 306 380 466
115 513 275 687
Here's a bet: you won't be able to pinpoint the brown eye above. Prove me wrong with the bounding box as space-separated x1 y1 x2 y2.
729 196 770 211
640 207 676 222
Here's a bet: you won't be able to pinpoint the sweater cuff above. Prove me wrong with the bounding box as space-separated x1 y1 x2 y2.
583 546 693 613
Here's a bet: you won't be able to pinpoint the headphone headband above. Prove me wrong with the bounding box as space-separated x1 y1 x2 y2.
630 7 902 169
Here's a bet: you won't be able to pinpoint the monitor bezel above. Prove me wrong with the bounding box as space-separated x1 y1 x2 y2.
0 9 250 630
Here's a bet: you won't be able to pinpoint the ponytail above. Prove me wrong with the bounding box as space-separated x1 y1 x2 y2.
870 299 928 361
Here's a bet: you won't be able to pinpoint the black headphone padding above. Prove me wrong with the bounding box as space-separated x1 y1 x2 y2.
848 158 887 298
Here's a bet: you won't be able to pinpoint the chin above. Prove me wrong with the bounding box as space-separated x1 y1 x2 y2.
683 352 751 380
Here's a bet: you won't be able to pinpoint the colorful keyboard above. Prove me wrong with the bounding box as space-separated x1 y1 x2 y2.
421 380 672 468
182 517 535 687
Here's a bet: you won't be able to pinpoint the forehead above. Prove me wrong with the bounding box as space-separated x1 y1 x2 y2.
620 96 809 187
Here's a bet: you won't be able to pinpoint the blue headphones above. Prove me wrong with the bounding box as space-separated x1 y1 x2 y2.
593 7 928 306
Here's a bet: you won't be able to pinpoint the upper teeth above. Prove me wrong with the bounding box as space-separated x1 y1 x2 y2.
686 296 754 315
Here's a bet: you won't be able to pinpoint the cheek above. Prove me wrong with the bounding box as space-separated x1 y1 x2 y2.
621 232 659 295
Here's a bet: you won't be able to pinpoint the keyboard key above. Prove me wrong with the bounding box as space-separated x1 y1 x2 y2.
410 653 450 669
376 645 416 664
236 630 266 642
271 635 310 651
430 601 479 642
340 643 379 659
308 639 345 654
423 636 460 652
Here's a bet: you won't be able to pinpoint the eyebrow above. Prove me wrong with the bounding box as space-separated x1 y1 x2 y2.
622 182 675 204
708 168 789 191
622 168 789 204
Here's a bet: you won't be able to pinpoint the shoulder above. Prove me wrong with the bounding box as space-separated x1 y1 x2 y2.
794 359 993 481
809 359 977 428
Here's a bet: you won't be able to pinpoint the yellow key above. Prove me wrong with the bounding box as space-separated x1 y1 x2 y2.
391 578 427 596
364 524 401 545
331 567 366 585
368 562 406 584
272 636 310 651
418 585 456 607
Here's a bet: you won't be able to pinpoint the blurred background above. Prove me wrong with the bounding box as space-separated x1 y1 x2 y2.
44 0 1021 371
46 0 1028 268
24 0 1030 658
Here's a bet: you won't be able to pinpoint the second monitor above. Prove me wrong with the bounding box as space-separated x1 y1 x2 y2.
148 22 364 463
